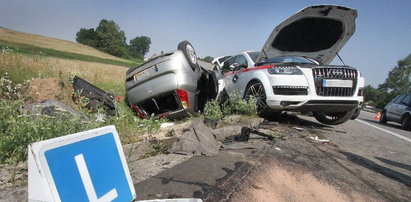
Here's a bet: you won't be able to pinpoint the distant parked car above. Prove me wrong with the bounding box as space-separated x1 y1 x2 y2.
216 5 364 125
212 55 231 70
125 41 218 119
380 94 411 130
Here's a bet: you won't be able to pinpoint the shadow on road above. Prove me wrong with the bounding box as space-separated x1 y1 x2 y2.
272 113 333 129
340 151 411 187
375 157 411 172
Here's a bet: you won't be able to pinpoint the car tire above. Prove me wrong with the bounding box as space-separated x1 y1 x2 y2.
350 108 361 120
313 109 355 125
401 114 411 130
244 81 268 115
379 110 387 124
177 40 198 71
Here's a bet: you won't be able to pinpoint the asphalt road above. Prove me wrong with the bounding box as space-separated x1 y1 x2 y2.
134 111 411 201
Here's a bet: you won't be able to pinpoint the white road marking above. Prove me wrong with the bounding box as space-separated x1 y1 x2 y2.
75 154 118 202
356 119 411 143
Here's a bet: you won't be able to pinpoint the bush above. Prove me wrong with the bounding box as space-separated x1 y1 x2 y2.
222 97 257 116
203 97 257 122
203 100 224 121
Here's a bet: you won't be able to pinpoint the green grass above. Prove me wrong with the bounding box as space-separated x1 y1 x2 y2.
0 40 141 67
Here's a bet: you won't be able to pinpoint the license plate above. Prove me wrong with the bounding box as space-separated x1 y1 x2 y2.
133 67 154 81
322 79 353 87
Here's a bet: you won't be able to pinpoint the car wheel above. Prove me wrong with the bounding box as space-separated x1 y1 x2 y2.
350 108 361 120
244 81 268 114
379 110 387 124
401 114 411 130
313 109 355 125
177 40 198 71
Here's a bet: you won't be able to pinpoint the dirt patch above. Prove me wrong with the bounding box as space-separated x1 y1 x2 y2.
26 77 73 105
231 160 373 202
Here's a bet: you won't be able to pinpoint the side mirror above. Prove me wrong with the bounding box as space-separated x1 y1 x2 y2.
230 63 239 72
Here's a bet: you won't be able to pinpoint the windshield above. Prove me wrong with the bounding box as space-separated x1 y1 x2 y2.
247 51 260 62
260 56 316 65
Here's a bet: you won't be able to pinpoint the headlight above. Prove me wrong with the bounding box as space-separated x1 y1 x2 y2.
267 67 303 75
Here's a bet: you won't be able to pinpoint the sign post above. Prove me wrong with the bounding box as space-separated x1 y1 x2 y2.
28 125 136 202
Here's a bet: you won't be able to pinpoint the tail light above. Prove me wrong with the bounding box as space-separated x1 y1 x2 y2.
131 104 145 118
177 89 189 109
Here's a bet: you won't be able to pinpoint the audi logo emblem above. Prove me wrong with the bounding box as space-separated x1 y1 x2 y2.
328 69 344 77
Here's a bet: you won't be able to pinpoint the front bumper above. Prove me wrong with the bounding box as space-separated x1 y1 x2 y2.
264 66 364 112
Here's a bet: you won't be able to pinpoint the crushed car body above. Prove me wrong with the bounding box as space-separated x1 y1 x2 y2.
217 5 365 125
125 41 218 119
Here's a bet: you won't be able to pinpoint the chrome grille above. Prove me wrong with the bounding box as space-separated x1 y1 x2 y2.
312 67 358 97
312 68 357 79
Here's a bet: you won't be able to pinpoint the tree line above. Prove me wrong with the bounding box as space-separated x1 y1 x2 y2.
76 19 151 60
364 53 411 109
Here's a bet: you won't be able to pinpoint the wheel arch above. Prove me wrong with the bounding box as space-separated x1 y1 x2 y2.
244 78 264 98
401 112 411 122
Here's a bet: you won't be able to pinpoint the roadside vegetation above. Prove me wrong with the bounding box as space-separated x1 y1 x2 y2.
0 45 150 163
364 54 411 109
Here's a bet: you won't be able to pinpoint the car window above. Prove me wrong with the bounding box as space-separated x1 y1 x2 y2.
234 55 248 67
221 56 235 74
393 95 406 104
401 94 411 106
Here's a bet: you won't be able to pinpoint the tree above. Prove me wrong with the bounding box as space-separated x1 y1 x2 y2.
94 19 128 57
75 19 152 59
75 28 97 47
201 56 214 63
129 36 151 57
364 85 390 109
379 54 411 94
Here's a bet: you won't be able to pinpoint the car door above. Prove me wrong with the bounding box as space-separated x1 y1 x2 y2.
396 94 411 120
388 94 406 122
222 56 236 95
230 54 250 98
386 95 402 120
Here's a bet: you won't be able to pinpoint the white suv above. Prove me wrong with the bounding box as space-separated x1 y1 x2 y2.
218 5 364 125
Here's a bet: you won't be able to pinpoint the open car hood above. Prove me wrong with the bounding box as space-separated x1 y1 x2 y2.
256 5 357 65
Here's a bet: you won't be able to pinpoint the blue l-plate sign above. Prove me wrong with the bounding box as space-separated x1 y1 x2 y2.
28 125 136 202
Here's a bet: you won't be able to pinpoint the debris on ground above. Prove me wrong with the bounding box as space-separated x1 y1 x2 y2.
309 136 330 143
21 99 84 119
160 122 174 128
293 126 306 131
170 118 222 156
72 76 116 116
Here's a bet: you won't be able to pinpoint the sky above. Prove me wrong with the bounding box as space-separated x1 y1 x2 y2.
1 0 410 87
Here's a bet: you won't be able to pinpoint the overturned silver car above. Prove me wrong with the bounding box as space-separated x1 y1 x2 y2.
125 41 218 119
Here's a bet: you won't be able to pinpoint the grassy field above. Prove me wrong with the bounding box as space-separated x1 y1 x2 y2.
0 41 139 67
0 27 133 63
